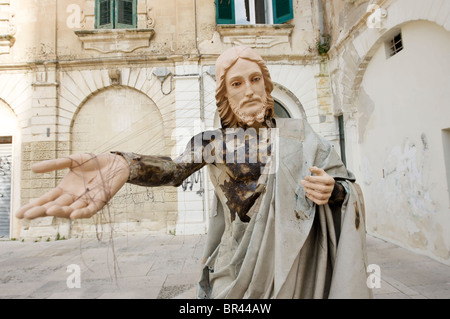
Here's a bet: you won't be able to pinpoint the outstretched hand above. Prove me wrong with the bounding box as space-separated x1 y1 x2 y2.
15 153 130 220
300 166 335 206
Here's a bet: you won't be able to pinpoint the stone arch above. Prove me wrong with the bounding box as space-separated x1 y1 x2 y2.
0 99 19 136
69 85 177 236
59 67 176 146
266 63 318 118
57 67 178 236
338 0 450 113
71 85 166 154
271 82 306 120
0 73 32 125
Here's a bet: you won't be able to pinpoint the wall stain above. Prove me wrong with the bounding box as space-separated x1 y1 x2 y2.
357 87 375 144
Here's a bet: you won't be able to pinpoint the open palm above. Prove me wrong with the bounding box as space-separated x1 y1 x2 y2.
16 153 129 220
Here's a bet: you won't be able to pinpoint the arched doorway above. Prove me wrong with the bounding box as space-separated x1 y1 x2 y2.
71 86 174 236
274 100 291 119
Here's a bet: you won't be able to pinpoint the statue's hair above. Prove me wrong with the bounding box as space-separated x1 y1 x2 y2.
215 46 274 128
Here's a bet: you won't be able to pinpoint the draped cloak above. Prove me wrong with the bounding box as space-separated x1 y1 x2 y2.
197 118 373 299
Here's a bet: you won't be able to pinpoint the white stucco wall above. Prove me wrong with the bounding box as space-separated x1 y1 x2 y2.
353 20 450 263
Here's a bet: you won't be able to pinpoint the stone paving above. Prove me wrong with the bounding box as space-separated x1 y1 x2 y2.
0 233 448 299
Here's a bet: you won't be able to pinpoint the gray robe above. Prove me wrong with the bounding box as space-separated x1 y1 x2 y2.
198 118 373 299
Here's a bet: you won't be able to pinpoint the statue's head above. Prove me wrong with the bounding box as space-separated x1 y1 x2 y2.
215 46 274 128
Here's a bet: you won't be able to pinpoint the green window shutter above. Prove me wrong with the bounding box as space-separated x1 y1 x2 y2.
272 0 293 24
115 0 137 29
216 0 235 24
96 0 114 29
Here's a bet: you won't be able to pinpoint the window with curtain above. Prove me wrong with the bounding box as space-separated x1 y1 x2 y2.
95 0 137 29
216 0 293 25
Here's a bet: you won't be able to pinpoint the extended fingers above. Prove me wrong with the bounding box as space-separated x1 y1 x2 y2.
22 206 47 219
24 193 73 219
17 191 79 220
70 201 104 220
46 195 89 219
45 194 77 217
49 188 108 220
31 154 98 173
32 187 63 206
15 188 63 219
15 203 34 219
32 158 73 173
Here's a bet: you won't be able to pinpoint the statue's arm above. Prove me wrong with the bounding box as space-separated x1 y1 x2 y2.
328 181 347 206
112 152 204 187
16 133 211 220
112 133 208 188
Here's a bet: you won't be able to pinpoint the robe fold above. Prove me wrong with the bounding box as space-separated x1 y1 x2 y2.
197 118 373 299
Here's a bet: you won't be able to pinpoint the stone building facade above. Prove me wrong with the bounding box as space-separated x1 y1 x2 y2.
0 0 449 265
1 0 328 241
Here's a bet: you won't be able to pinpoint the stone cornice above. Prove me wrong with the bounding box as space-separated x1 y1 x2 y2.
216 24 294 48
74 28 155 53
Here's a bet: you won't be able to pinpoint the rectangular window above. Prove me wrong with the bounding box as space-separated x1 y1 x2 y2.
99 0 112 26
387 32 404 57
216 0 293 25
217 0 236 24
95 0 137 29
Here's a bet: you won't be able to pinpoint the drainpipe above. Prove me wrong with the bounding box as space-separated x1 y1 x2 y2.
199 66 210 232
317 0 325 43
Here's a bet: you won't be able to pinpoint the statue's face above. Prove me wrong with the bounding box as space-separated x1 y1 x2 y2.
225 58 268 127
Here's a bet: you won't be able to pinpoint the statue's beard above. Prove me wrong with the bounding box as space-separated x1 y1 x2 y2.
229 96 268 127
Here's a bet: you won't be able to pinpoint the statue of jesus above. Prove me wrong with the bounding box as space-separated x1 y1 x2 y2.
16 46 372 299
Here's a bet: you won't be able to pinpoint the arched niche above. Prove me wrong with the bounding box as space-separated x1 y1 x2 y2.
70 86 176 236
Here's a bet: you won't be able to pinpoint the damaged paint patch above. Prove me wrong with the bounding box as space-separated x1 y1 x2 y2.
354 202 360 230
421 133 429 151
377 136 436 218
295 210 308 220
406 219 428 248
